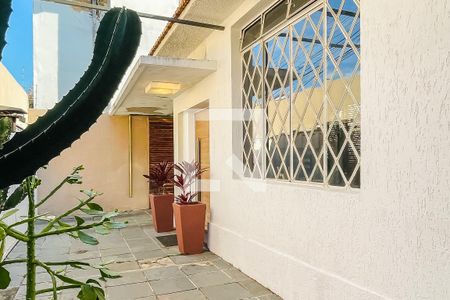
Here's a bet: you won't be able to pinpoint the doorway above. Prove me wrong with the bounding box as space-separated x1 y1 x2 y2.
195 109 210 228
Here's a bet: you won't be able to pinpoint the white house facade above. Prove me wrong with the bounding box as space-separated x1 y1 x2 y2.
111 0 450 299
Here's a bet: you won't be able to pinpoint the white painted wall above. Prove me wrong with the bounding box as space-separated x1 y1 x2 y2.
170 0 450 299
33 0 178 109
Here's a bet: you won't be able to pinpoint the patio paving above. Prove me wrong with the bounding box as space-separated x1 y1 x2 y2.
1 210 281 300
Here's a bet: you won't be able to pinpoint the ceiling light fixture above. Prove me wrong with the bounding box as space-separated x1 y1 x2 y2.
145 81 181 95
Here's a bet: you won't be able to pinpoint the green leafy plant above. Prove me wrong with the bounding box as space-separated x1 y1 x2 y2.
0 6 142 189
173 161 206 204
144 161 174 195
0 117 12 150
0 166 128 299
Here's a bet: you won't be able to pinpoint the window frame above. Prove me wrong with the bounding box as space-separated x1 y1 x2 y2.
240 0 361 190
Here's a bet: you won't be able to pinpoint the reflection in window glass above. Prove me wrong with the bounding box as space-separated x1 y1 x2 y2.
291 8 325 183
241 0 360 188
242 19 262 49
290 0 313 15
325 0 360 188
263 0 289 33
264 30 291 180
242 44 264 178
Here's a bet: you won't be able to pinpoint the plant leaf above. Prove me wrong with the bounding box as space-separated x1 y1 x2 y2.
75 216 85 226
94 226 110 235
87 202 103 212
0 227 5 240
0 238 4 262
86 279 101 286
99 268 121 279
68 232 79 239
78 231 98 245
101 211 119 221
55 274 83 285
81 190 100 198
2 184 27 211
57 220 72 228
69 264 85 270
80 208 103 216
78 284 96 300
67 174 82 185
104 221 127 229
0 209 18 221
0 266 10 289
93 287 106 300
0 227 5 261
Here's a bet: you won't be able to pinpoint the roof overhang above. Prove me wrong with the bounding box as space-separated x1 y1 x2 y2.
109 56 216 116
151 0 243 57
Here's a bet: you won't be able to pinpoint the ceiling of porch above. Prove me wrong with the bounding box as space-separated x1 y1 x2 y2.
109 56 216 116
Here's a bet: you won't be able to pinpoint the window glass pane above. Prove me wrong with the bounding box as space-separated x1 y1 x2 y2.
242 44 264 178
242 19 262 49
290 0 313 15
291 8 325 183
264 29 291 180
263 0 288 34
241 0 361 188
326 0 360 187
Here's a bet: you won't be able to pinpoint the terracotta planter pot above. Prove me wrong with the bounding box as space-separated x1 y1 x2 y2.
150 194 174 233
173 202 206 254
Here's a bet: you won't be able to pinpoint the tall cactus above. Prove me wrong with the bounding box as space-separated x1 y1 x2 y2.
0 3 142 299
0 0 12 61
0 6 141 189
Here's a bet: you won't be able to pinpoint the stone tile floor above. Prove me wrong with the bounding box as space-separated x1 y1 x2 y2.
1 210 281 300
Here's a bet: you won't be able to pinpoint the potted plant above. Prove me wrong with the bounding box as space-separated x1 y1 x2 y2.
173 161 207 254
144 161 174 232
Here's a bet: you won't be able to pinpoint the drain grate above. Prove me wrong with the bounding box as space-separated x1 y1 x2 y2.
156 234 178 247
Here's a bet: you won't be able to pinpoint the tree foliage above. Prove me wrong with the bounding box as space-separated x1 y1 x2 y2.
0 167 128 299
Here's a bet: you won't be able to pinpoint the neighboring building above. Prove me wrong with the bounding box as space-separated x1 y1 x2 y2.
33 0 178 108
0 63 28 120
109 0 450 299
0 62 29 255
32 0 178 213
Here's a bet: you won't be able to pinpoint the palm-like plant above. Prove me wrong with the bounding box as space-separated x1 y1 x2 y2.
173 161 206 204
144 162 173 194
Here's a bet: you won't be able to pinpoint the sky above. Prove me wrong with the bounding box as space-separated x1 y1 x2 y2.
1 0 177 95
2 0 33 92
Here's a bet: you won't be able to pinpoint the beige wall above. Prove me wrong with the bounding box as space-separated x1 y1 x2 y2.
0 63 30 256
29 110 149 214
0 63 28 111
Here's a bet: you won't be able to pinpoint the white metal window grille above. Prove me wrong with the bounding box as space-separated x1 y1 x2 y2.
242 44 264 178
241 0 360 188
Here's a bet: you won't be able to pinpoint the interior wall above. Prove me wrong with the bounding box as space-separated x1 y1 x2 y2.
29 110 149 214
170 0 450 299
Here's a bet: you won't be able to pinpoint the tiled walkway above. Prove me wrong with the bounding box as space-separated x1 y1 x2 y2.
2 210 281 300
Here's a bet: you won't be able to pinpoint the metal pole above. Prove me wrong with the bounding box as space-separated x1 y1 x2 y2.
128 115 133 198
43 0 225 31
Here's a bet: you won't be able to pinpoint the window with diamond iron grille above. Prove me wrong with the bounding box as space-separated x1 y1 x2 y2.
241 0 360 188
